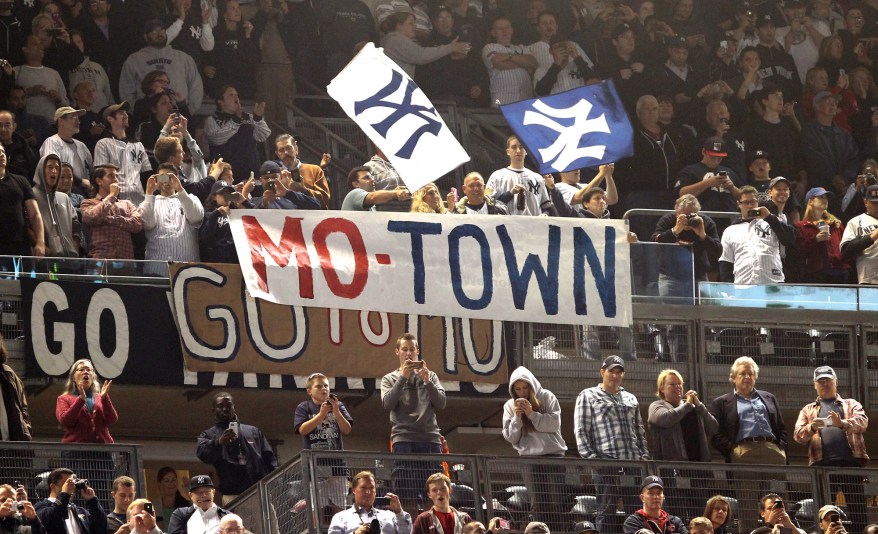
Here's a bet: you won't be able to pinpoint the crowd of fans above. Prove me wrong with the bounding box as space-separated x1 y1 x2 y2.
1 0 878 286
4 332 874 534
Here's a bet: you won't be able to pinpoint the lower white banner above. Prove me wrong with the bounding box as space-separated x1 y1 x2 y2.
229 211 632 327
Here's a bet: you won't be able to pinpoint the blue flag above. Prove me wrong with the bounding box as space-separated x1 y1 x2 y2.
500 80 634 174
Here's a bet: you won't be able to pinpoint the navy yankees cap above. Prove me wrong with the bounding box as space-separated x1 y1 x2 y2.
641 476 664 491
601 355 624 371
189 475 214 491
867 184 878 201
572 522 598 534
259 160 284 177
756 14 775 27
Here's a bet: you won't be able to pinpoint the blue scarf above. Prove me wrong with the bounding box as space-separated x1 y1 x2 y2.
73 389 95 413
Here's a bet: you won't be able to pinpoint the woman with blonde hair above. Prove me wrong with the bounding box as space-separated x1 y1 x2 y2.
410 183 453 214
795 187 852 283
648 369 717 461
56 359 116 443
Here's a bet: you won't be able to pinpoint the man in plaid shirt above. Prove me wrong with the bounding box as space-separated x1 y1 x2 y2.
574 355 649 533
81 165 142 259
794 366 869 533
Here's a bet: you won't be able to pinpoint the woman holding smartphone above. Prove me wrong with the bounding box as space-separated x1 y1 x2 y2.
795 187 851 283
502 367 567 531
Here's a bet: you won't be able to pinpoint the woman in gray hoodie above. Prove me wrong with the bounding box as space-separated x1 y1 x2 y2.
502 366 567 530
32 153 80 258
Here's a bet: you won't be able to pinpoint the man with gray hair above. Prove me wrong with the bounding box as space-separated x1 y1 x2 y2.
651 194 721 299
710 356 787 527
710 356 787 464
218 514 246 534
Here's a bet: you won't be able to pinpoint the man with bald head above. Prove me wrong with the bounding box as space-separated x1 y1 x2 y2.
699 100 746 180
452 173 507 214
0 110 37 180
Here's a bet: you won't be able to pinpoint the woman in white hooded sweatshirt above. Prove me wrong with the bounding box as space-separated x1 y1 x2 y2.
502 366 567 531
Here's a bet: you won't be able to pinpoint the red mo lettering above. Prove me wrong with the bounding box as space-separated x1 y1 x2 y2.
242 216 369 299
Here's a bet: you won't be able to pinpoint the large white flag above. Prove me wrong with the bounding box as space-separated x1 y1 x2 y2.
326 42 470 192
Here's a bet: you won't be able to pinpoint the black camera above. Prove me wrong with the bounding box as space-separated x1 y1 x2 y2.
73 478 89 490
864 172 877 185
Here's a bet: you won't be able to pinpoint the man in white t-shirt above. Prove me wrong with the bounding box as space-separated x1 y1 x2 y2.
482 16 536 106
486 135 554 216
841 184 878 284
719 185 796 284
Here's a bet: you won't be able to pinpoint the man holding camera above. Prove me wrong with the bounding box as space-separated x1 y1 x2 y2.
196 392 277 501
0 483 38 534
652 194 721 293
35 468 106 534
794 367 868 534
719 185 796 284
328 471 411 534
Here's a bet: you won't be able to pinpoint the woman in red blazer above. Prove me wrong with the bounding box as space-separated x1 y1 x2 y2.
56 359 117 443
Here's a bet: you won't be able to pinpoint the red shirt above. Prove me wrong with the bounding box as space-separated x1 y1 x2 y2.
434 509 454 534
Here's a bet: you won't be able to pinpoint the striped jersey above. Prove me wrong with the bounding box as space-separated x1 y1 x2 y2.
482 43 534 106
140 192 204 277
94 137 153 207
40 135 92 184
720 219 785 284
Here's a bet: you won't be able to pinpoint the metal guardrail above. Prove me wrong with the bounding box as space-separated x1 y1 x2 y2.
0 441 145 515
228 450 877 534
520 302 877 412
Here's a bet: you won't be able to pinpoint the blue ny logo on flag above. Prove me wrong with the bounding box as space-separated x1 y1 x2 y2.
353 70 442 159
501 80 634 174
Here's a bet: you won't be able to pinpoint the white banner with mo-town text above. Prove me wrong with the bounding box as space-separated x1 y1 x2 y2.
229 211 632 327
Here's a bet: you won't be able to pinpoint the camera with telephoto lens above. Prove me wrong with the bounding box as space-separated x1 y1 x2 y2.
73 478 89 490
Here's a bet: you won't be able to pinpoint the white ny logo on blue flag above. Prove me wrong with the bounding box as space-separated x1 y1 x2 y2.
501 80 634 174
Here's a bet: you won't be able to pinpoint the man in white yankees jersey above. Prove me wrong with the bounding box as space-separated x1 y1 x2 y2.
841 184 878 284
719 185 796 284
93 101 153 207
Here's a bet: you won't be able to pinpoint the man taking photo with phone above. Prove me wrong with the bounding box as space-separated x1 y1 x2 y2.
794 367 868 534
196 392 277 504
328 471 411 534
381 333 446 515
675 137 743 234
758 494 806 534
719 185 796 284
